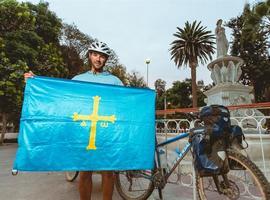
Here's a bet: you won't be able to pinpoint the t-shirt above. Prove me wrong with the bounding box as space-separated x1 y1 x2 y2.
72 71 123 86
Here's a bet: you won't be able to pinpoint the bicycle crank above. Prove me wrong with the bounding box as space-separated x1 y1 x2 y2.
152 171 166 189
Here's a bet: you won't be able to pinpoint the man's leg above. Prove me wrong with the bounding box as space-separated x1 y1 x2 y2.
79 171 93 200
102 171 115 200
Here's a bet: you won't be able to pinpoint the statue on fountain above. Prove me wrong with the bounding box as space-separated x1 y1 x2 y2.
215 19 229 58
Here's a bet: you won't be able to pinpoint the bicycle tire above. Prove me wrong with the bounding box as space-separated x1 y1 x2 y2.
65 171 79 182
196 149 270 200
115 170 155 200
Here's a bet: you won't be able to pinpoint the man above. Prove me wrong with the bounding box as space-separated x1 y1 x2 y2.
74 41 123 200
25 41 123 200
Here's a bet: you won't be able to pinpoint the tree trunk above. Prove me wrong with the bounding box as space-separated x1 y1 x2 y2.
190 63 198 108
0 113 7 145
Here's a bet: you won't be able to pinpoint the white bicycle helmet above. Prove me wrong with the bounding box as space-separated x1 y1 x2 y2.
88 41 111 56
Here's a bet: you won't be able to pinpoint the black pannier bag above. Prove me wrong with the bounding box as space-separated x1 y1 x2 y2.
190 105 248 176
190 105 231 176
190 127 228 176
190 127 229 176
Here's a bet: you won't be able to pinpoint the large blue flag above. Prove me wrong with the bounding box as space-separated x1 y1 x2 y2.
13 76 156 171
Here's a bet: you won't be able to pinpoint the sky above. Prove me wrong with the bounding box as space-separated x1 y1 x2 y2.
22 0 258 89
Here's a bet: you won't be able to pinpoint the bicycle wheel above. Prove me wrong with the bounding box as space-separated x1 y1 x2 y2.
196 149 270 199
115 170 155 200
65 171 79 182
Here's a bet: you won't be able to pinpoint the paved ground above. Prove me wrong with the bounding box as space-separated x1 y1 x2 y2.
0 143 194 200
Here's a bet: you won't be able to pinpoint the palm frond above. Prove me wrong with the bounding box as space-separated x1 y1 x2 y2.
170 20 215 68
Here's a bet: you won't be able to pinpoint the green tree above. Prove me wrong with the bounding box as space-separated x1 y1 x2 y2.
243 0 270 40
25 2 66 77
227 4 270 101
126 71 147 88
0 37 28 144
0 0 35 35
27 1 62 44
1 1 66 78
170 21 215 108
165 80 192 109
105 64 128 85
0 0 66 143
36 42 66 77
60 23 93 77
155 79 206 110
61 23 93 55
60 45 84 78
0 0 33 144
154 79 166 96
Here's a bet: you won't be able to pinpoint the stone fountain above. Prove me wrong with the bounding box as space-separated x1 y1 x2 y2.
205 56 254 107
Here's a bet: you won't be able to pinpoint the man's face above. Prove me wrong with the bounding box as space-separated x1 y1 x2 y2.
89 51 108 72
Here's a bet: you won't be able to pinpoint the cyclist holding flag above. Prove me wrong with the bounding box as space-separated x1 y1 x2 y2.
25 40 123 200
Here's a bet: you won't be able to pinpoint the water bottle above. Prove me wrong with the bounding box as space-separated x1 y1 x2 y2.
158 148 167 169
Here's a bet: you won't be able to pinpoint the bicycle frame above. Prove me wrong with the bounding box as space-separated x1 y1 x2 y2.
156 132 191 183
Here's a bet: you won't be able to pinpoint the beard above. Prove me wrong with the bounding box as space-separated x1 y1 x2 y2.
89 60 104 73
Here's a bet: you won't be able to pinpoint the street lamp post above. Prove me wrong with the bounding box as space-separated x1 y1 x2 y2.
164 95 167 119
145 58 150 87
164 93 170 158
164 94 167 158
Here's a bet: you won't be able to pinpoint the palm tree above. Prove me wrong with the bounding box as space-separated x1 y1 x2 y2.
170 21 215 108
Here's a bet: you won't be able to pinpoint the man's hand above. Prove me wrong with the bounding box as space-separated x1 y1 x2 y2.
24 71 35 82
